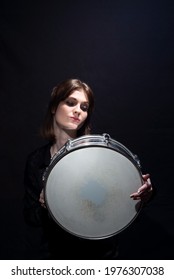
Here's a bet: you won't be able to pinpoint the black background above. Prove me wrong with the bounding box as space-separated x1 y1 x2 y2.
0 0 174 259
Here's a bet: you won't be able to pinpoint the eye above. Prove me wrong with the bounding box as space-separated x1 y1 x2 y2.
65 98 77 107
65 98 89 112
80 103 89 112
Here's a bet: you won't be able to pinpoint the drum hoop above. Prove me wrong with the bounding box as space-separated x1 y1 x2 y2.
46 201 142 240
43 133 141 184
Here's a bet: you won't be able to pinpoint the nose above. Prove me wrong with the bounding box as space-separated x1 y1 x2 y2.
73 104 81 115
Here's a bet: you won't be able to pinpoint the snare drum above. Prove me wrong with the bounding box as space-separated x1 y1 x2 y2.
43 134 143 240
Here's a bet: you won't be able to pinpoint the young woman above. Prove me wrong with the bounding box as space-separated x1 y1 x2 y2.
23 78 153 259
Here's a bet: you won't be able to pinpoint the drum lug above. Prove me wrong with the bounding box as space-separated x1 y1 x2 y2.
134 154 141 169
65 139 72 151
103 133 110 145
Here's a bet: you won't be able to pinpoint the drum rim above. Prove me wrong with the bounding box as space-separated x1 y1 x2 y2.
43 134 141 184
46 202 142 240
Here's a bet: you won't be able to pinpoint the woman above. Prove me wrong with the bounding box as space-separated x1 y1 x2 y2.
23 78 153 259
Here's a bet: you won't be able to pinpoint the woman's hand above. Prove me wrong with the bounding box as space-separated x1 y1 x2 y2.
130 174 153 202
39 189 46 208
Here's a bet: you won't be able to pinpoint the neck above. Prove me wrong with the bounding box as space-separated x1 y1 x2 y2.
51 127 77 157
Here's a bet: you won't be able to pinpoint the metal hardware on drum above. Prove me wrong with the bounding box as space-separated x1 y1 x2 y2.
103 133 110 145
43 133 143 240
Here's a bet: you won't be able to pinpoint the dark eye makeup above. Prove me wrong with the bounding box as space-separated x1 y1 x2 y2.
65 97 89 112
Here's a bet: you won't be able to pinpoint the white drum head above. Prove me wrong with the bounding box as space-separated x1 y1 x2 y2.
45 145 143 239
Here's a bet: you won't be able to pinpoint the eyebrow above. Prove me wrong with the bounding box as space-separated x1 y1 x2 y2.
67 96 89 104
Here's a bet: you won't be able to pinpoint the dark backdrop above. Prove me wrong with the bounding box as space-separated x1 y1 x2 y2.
0 0 174 259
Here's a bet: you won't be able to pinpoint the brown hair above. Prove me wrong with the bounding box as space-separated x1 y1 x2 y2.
40 79 94 143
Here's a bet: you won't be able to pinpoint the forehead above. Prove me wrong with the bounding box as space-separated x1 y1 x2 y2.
69 89 89 102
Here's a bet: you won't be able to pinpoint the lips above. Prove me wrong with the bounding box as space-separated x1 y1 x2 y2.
70 117 80 122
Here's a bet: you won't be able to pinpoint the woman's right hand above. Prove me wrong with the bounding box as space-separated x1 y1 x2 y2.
39 189 46 208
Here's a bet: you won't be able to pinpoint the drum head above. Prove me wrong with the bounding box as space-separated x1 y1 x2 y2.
45 146 143 239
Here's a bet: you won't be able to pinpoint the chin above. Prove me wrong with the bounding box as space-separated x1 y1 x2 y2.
61 122 83 133
62 125 79 132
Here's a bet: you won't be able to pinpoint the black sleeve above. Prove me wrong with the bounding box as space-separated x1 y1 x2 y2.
23 152 48 227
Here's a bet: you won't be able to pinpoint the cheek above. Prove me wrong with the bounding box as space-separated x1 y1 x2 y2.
54 107 65 124
55 105 67 117
81 112 88 123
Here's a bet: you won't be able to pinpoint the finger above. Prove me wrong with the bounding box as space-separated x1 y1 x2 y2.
41 203 46 208
130 193 141 200
130 191 141 198
138 178 153 192
142 174 150 181
147 178 152 186
137 183 148 193
39 197 45 204
130 185 151 198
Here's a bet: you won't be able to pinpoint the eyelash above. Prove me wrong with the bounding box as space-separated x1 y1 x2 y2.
65 100 89 112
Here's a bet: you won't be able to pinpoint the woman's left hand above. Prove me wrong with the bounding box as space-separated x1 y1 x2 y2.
130 174 153 202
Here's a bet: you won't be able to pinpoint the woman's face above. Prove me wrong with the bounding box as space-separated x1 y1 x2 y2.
53 89 89 132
